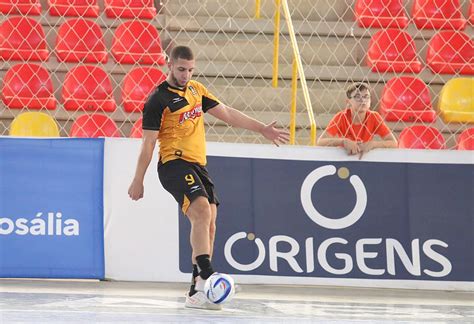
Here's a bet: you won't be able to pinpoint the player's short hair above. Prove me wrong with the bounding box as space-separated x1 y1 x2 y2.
170 46 194 61
346 82 370 99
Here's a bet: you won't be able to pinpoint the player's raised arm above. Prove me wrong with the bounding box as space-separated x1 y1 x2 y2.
208 103 290 146
128 129 159 200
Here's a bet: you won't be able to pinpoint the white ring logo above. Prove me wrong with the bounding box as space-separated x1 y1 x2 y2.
300 165 367 229
224 232 265 271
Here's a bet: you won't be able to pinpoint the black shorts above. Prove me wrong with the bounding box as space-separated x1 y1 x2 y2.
158 159 219 214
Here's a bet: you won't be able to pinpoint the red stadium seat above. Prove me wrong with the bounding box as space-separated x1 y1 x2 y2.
70 113 120 138
379 77 435 123
399 125 446 149
426 31 474 75
104 0 156 19
56 18 107 63
62 65 116 112
122 67 166 113
0 0 41 15
0 17 49 61
367 29 422 73
48 0 99 17
412 0 466 30
457 128 474 150
111 21 166 65
129 118 142 138
354 0 408 28
1 63 56 110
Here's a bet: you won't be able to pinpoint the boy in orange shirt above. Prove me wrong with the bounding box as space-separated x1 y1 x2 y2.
318 83 397 157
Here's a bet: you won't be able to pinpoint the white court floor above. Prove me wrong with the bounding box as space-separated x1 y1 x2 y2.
0 280 473 323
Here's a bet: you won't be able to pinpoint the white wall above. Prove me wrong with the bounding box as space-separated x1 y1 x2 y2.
104 138 473 291
104 138 187 282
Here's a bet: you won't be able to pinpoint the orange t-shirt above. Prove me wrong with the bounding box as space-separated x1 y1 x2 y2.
326 109 391 142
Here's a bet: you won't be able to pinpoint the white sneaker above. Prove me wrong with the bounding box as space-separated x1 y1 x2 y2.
184 291 222 310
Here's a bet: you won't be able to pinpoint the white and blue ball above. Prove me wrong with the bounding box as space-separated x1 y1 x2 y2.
204 273 235 304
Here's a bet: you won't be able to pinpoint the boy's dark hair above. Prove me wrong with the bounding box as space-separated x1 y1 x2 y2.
346 82 370 99
170 45 194 61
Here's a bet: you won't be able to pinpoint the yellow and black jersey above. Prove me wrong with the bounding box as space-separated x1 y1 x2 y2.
142 80 220 166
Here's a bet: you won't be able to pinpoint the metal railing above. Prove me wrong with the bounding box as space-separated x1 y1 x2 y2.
261 0 317 145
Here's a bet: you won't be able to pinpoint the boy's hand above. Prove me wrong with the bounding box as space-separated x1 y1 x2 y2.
343 139 360 155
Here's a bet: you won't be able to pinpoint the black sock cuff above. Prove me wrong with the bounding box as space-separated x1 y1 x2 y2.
189 284 197 296
196 254 214 280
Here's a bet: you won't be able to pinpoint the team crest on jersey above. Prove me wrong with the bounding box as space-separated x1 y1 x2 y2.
179 105 202 124
188 85 198 96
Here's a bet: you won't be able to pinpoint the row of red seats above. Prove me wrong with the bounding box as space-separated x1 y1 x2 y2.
0 17 166 65
355 0 474 30
3 62 471 124
367 29 473 74
379 77 474 125
8 111 474 150
399 125 473 150
69 113 143 138
0 0 157 19
1 63 166 112
2 17 470 75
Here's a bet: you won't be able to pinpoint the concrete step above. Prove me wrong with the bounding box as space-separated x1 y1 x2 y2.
0 59 445 89
162 0 353 21
166 15 473 39
192 61 455 86
171 31 363 66
5 12 469 42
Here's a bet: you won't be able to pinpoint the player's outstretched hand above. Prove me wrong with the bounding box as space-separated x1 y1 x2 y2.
128 179 144 201
261 121 290 147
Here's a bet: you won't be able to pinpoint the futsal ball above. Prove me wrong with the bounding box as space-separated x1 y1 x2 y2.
204 273 235 304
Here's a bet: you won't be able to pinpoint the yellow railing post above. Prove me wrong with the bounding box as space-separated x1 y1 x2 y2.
290 57 297 145
281 0 316 145
255 0 261 19
272 0 281 88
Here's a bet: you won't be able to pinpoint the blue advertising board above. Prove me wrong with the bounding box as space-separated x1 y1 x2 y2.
0 138 104 279
179 157 473 282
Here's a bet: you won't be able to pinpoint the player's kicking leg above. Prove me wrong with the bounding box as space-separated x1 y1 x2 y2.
184 196 221 310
